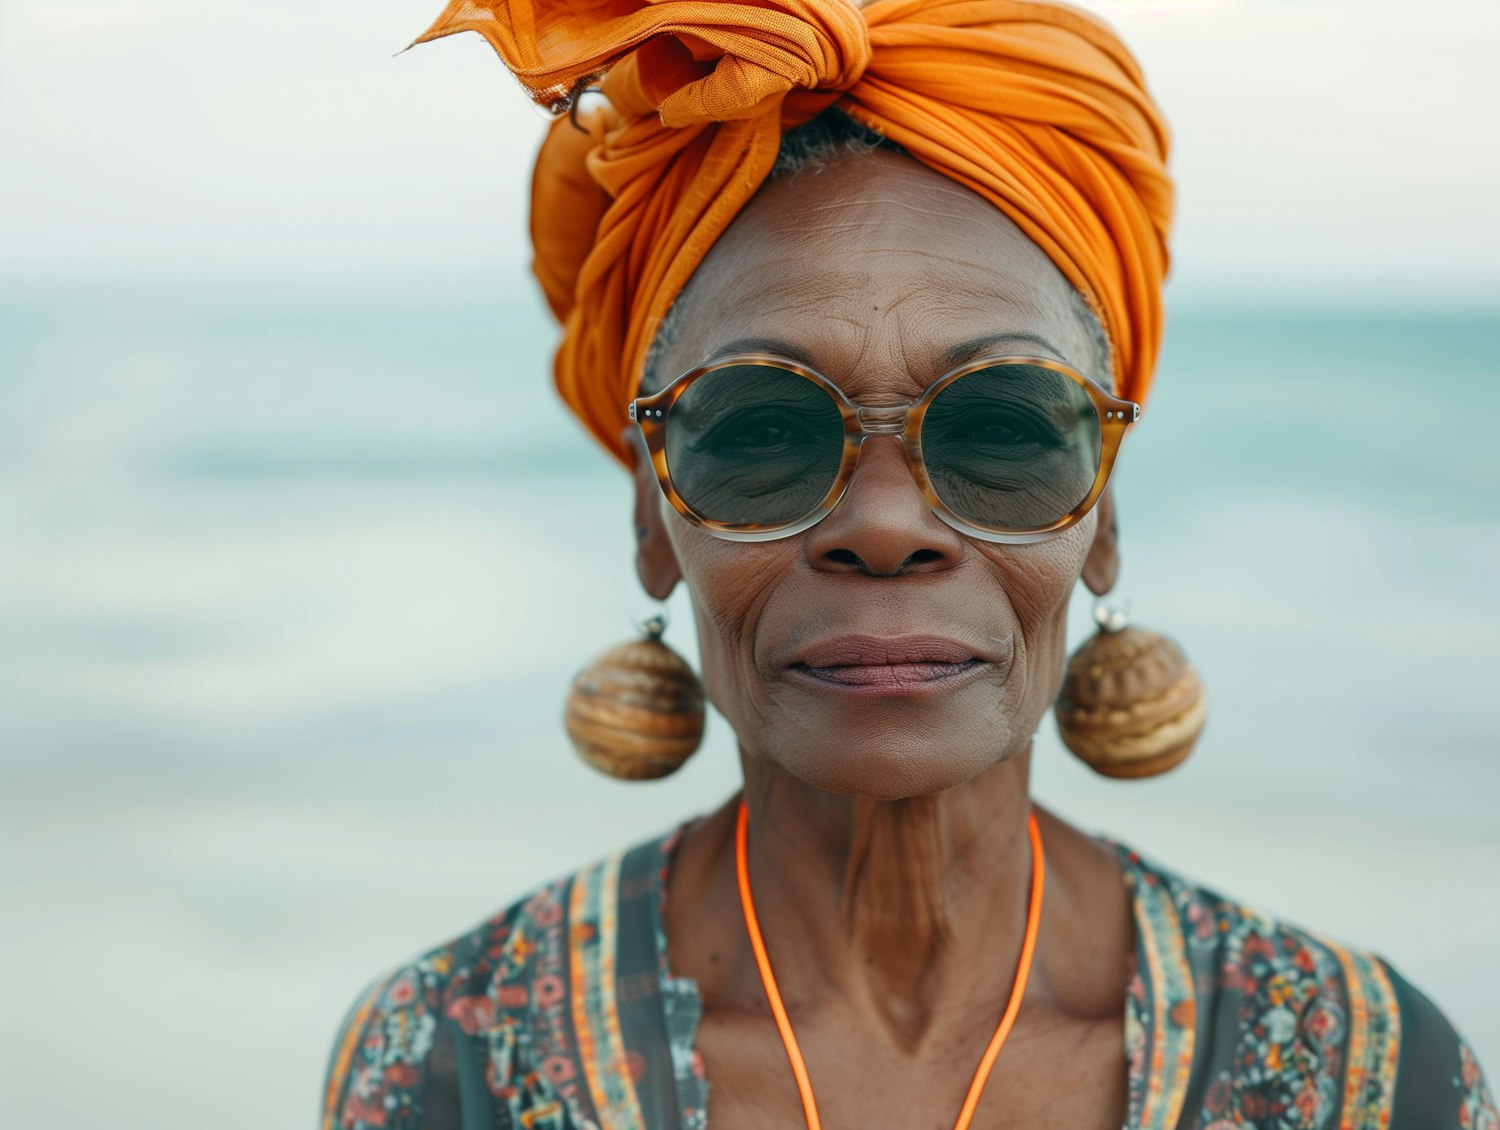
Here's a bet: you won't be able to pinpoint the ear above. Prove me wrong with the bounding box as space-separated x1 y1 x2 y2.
1080 487 1119 597
624 426 682 601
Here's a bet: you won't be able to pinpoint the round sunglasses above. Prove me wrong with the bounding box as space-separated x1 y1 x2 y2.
629 353 1139 545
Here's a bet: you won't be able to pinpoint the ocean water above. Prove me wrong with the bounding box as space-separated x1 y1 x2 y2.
0 273 1495 1127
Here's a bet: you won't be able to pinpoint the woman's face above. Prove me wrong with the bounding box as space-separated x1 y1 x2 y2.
633 148 1118 800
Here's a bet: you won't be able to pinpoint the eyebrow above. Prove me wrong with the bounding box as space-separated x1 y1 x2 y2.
703 331 1069 373
706 337 821 368
941 331 1067 368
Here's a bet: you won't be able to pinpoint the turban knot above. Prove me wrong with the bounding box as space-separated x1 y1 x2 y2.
415 0 1174 463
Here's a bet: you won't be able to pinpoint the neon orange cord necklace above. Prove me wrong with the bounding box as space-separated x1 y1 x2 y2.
733 800 1045 1130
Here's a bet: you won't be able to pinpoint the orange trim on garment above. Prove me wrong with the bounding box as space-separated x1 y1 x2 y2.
597 851 647 1129
321 971 396 1130
1371 957 1402 1121
567 863 604 1122
569 853 649 1129
1326 940 1401 1129
1130 875 1196 1130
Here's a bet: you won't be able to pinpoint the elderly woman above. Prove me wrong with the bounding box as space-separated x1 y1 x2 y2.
323 2 1495 1128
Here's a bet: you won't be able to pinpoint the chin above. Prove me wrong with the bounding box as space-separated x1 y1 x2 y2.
763 720 1024 800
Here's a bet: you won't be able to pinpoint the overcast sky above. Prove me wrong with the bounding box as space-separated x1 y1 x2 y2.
1 0 1496 293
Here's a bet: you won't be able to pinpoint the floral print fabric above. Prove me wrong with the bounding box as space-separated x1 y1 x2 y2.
324 831 1495 1130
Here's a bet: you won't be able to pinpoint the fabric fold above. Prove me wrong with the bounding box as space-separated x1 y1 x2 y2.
418 0 1173 463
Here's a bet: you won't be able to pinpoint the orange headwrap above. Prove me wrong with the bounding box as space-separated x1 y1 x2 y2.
415 0 1172 464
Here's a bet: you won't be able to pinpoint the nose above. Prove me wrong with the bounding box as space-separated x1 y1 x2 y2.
802 436 966 576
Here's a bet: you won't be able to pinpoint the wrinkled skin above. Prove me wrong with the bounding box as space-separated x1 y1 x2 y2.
633 150 1135 1130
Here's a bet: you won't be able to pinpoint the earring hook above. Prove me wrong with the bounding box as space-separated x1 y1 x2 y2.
1092 596 1130 634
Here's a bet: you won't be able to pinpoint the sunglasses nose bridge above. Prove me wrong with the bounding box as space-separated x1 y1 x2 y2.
854 404 909 436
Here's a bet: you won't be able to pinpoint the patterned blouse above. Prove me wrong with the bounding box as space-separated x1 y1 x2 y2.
322 825 1496 1130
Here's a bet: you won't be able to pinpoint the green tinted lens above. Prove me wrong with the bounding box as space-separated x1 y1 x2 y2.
921 364 1102 531
665 365 845 528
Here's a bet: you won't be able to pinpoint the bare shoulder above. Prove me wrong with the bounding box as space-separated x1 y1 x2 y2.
1031 805 1136 1021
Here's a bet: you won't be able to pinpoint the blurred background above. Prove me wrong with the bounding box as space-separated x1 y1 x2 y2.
1 1 1496 1126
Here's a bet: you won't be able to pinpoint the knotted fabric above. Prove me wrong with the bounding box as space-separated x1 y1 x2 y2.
415 0 1173 463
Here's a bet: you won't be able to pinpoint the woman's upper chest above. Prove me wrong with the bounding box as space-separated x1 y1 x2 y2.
488 832 1156 1130
691 999 1129 1130
400 834 1188 1130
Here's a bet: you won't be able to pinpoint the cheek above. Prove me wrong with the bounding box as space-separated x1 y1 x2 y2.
985 512 1096 638
665 511 793 688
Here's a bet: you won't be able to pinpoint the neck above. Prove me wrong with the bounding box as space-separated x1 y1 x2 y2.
734 749 1037 1047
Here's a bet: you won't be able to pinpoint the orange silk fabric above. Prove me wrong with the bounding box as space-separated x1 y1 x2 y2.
415 0 1173 463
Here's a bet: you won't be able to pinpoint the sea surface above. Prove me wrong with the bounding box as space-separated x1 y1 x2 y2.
1 273 1496 1128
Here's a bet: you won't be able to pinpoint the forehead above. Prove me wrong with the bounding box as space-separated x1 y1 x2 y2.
659 149 1098 398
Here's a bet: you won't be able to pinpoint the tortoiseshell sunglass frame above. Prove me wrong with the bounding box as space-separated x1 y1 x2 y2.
628 353 1139 545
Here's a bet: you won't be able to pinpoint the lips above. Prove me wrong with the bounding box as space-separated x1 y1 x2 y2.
787 634 990 694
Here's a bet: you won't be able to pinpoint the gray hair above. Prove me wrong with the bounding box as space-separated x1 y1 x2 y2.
638 108 1112 392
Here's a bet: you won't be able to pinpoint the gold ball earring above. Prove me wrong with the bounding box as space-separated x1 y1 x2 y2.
564 613 706 780
1054 600 1206 779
